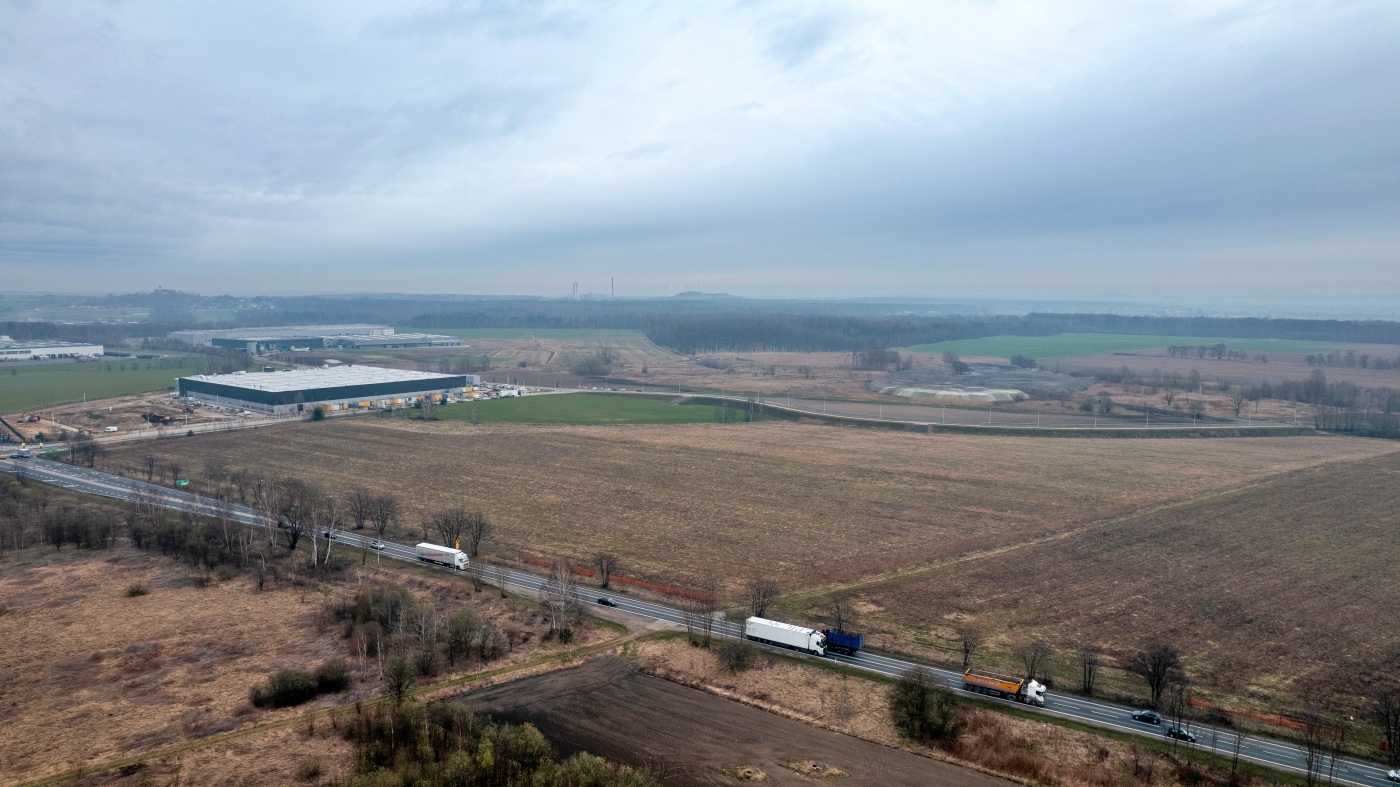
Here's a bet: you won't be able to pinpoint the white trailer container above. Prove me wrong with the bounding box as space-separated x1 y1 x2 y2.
415 542 468 570
745 616 827 656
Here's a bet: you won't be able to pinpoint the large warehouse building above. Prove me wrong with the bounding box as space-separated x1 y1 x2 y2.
168 324 460 353
176 367 472 414
0 337 104 362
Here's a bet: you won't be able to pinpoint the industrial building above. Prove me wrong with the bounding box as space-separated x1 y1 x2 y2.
0 337 104 362
168 324 459 353
176 367 472 414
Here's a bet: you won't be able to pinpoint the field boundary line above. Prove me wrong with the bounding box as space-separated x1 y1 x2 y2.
16 631 639 787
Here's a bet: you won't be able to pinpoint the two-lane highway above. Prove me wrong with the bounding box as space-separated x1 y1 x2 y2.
2 456 1395 787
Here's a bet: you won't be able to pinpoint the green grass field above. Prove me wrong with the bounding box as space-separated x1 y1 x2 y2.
0 361 197 413
429 393 718 425
906 333 1360 359
397 328 647 340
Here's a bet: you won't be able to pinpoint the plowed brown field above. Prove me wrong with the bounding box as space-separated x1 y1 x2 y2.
106 419 1395 598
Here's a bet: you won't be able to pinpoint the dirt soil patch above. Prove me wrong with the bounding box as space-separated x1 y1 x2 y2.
103 420 1395 596
461 655 1010 787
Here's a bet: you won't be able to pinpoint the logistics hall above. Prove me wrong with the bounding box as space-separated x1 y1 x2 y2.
175 366 471 414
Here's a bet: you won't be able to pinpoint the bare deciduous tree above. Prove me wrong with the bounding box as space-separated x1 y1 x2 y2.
1373 683 1400 766
144 455 159 482
1078 646 1103 695
369 493 400 538
1298 708 1333 787
346 488 374 531
1129 642 1184 708
746 576 780 620
1015 638 1052 682
463 510 491 557
827 595 855 633
427 507 471 550
593 552 618 589
446 609 479 666
956 625 981 670
384 656 415 706
167 461 182 486
542 558 582 637
274 477 317 551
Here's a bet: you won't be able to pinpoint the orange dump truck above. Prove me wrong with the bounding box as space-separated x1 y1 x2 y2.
963 669 1047 706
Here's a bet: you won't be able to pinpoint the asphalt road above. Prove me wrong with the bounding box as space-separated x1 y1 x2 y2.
1 456 1394 787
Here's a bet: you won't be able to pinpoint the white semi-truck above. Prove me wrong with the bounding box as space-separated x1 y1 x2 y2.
745 616 827 656
415 542 468 570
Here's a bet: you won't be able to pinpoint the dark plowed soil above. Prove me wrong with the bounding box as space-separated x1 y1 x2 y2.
460 657 1009 786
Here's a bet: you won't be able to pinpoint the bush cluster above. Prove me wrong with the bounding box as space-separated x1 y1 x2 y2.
250 659 351 709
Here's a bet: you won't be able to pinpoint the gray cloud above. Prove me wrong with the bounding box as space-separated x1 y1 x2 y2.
1 0 1397 298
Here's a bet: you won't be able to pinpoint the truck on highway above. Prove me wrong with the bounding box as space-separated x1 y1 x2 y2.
962 668 1047 707
824 629 864 656
745 617 827 656
415 542 468 570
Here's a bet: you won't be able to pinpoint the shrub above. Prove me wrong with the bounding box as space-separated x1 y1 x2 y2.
316 658 352 694
295 759 322 781
716 641 757 673
889 667 962 744
125 583 150 597
251 668 319 708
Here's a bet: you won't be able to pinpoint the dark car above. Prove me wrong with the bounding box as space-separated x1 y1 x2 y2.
597 597 617 607
1166 727 1197 743
1132 710 1162 725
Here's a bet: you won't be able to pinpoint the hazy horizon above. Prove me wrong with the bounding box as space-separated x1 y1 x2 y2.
3 1 1398 299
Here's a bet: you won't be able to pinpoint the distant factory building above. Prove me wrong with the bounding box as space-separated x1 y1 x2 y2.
176 366 471 414
0 336 104 362
168 324 459 353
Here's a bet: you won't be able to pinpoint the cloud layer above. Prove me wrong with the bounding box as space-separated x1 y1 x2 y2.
2 0 1397 297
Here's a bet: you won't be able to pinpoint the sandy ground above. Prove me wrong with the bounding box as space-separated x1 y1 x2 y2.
462 655 1012 787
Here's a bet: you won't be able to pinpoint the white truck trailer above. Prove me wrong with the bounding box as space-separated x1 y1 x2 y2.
415 542 468 570
745 616 827 656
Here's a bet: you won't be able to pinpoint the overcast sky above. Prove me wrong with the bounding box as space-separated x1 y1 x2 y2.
2 1 1397 299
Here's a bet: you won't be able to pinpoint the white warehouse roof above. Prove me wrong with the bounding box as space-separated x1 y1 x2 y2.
179 366 459 393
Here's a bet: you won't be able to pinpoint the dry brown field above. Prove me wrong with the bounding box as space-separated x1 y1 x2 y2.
0 544 605 785
798 449 1400 717
1055 350 1400 389
105 418 1395 598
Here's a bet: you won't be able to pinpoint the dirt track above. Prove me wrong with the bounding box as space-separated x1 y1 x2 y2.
460 657 1009 787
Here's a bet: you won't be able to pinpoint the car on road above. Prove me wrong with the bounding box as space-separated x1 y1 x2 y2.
1386 769 1400 783
369 540 386 551
1131 710 1162 724
597 597 617 607
1166 727 1197 743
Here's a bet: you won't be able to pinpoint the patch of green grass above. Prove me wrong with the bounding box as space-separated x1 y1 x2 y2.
397 327 647 340
0 361 198 413
433 393 720 425
906 333 1361 360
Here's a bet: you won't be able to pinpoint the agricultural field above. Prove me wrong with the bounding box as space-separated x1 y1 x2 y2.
0 359 198 414
794 449 1400 720
103 418 1400 719
434 393 721 425
1055 348 1400 389
907 333 1364 360
106 419 1393 594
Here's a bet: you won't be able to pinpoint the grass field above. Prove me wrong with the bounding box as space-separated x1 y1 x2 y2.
399 327 647 340
906 333 1362 359
432 393 719 425
0 361 197 414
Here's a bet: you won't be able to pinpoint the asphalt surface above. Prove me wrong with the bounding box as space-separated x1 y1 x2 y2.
1 456 1394 787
